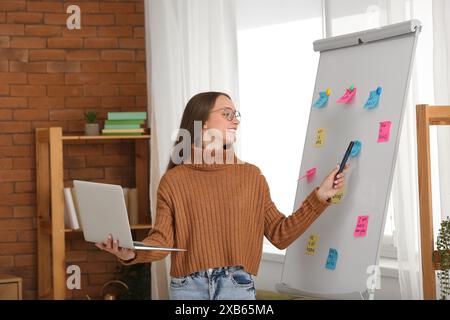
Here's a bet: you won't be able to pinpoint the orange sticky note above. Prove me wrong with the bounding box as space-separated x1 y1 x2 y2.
377 121 392 143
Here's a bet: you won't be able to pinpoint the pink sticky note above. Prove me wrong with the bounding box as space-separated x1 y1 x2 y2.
354 215 369 237
377 121 392 143
306 168 316 182
298 167 317 182
337 88 357 104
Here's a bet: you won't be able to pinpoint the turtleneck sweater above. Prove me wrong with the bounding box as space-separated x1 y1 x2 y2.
120 146 330 276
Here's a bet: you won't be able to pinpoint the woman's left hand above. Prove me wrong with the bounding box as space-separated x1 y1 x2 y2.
316 164 349 202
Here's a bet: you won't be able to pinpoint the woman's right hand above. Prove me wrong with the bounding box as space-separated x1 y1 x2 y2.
95 234 136 261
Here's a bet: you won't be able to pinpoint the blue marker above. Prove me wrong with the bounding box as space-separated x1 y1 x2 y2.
334 141 354 183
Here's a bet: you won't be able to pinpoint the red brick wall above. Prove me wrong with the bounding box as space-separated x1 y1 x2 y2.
0 0 148 299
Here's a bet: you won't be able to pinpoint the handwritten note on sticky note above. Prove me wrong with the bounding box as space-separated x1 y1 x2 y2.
315 128 326 147
377 121 392 143
364 87 382 109
313 91 329 108
306 234 319 255
354 215 369 237
330 188 344 204
337 87 357 104
325 248 338 270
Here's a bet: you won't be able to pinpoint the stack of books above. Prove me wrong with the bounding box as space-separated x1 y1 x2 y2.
64 187 81 230
102 112 147 136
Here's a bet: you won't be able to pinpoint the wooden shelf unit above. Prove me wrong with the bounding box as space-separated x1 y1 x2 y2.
416 105 450 300
35 127 151 300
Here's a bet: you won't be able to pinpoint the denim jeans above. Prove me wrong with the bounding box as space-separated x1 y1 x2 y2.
169 266 256 300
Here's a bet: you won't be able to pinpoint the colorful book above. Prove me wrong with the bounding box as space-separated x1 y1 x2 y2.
107 112 147 120
104 120 145 125
64 188 80 230
104 124 142 129
101 132 143 136
102 128 145 133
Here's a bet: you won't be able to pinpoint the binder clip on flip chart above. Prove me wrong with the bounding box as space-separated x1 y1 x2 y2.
337 85 356 104
313 88 331 108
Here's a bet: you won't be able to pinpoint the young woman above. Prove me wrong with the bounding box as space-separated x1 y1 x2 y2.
96 92 348 300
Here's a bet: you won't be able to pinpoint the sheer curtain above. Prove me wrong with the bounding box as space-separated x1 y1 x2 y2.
325 0 428 299
433 0 450 223
433 0 450 298
144 0 239 299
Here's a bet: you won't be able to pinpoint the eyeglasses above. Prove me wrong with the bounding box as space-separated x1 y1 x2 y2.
209 107 241 121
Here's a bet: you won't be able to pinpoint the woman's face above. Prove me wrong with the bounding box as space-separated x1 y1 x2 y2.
203 95 240 146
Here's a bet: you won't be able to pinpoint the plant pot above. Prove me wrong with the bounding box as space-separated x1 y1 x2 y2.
85 123 99 136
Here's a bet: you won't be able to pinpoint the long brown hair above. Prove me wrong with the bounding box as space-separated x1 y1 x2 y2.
166 92 231 171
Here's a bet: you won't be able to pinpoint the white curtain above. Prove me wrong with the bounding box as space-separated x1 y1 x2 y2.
433 0 450 222
432 0 450 298
385 0 424 300
324 0 424 299
144 0 239 299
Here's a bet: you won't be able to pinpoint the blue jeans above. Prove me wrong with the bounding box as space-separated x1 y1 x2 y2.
169 266 256 300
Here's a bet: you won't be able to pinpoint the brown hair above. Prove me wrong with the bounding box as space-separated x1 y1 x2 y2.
166 91 231 171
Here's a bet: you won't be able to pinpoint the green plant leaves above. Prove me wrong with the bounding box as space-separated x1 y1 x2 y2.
437 217 450 300
85 111 97 123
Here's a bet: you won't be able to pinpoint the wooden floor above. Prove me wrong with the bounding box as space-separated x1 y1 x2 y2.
255 290 313 300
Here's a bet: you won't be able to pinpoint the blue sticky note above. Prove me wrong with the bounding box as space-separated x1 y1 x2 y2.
350 140 362 157
313 91 329 108
325 248 338 270
364 87 382 109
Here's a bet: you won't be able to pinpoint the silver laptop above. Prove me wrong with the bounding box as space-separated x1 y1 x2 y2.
73 180 186 252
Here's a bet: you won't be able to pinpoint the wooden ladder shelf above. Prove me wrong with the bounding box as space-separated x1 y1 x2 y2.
35 127 151 299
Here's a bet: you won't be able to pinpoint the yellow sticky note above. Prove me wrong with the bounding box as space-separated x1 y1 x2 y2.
315 128 326 147
330 187 345 204
306 234 319 255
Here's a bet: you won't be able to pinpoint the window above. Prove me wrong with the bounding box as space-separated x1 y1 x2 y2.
236 0 423 257
237 5 323 255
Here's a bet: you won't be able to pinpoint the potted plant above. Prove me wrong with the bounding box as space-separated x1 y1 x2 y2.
84 111 99 136
436 216 450 300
